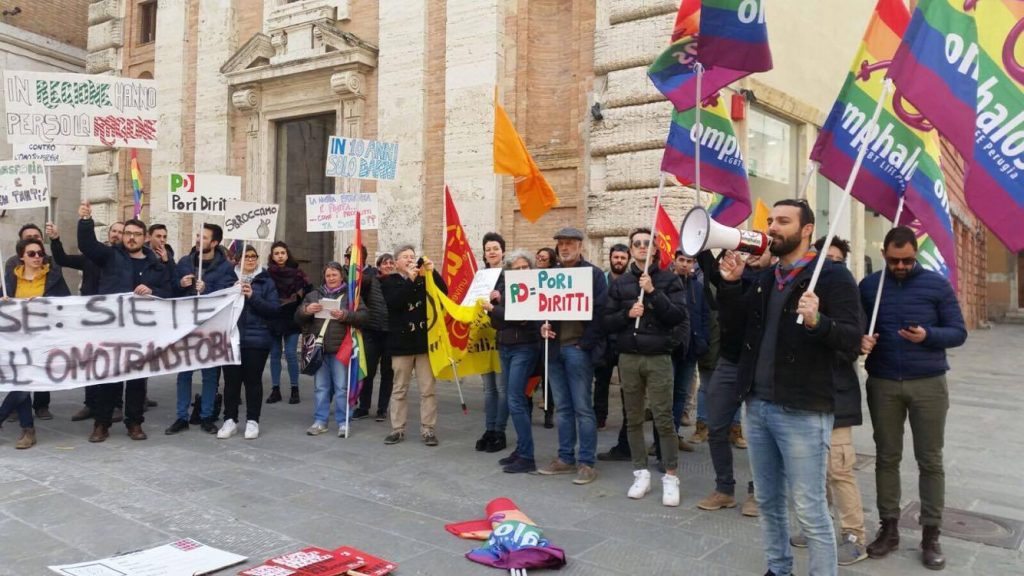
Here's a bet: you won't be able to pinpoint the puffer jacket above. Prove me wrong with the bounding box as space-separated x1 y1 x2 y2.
359 267 389 333
488 273 540 347
5 264 71 298
237 270 280 350
49 237 100 295
295 286 369 354
604 261 689 356
77 219 173 296
859 264 967 381
175 247 237 296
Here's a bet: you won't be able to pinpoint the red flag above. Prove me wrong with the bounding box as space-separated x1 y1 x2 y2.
442 185 478 303
653 203 681 270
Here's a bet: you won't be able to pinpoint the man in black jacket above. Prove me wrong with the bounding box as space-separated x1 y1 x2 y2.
718 199 862 576
603 228 689 507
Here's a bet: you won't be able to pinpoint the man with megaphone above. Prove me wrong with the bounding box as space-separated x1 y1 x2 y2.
716 199 862 576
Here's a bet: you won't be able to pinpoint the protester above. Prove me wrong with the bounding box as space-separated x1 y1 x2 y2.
77 203 173 443
718 199 862 576
604 228 689 506
147 223 176 265
166 223 237 435
534 246 558 429
360 252 396 421
536 228 607 486
217 246 280 440
349 244 391 424
860 226 967 570
475 232 509 453
265 242 312 405
379 245 447 446
483 250 540 473
593 243 628 431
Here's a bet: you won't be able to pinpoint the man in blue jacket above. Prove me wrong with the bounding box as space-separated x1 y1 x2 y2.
165 223 237 435
859 226 967 570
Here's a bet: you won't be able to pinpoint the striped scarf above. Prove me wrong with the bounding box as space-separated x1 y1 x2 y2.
774 247 818 291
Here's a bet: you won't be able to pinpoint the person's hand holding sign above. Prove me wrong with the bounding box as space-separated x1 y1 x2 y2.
541 322 556 340
306 302 323 315
79 200 92 220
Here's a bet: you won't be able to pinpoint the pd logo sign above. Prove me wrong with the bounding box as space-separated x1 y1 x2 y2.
167 172 241 215
503 268 593 321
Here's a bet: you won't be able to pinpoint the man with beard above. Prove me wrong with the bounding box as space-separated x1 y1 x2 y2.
77 203 174 442
592 243 628 432
718 199 861 576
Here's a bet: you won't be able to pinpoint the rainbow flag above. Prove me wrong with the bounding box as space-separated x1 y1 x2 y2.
698 0 772 73
964 1 1024 251
130 149 144 218
662 95 751 227
336 212 367 407
910 220 952 281
810 0 958 288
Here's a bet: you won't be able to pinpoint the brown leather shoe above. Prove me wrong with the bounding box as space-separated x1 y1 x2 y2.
921 526 945 570
126 424 148 441
729 423 748 449
89 423 110 443
678 437 696 452
697 490 737 511
867 518 900 559
15 428 36 449
71 406 92 421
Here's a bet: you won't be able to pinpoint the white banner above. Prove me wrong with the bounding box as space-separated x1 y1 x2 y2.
0 287 244 392
12 142 87 166
49 539 247 576
0 160 49 210
503 268 594 321
305 193 380 231
167 172 241 215
325 136 399 181
223 200 279 241
3 70 158 148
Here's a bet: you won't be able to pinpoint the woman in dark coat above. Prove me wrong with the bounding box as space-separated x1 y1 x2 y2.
265 242 313 405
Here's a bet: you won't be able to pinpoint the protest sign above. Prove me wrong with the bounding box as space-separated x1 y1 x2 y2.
3 70 158 148
333 546 397 576
503 268 593 321
12 142 87 166
460 268 502 306
49 538 246 576
0 287 244 392
240 547 365 576
167 172 242 215
223 200 279 241
0 160 48 210
325 136 399 181
305 193 380 231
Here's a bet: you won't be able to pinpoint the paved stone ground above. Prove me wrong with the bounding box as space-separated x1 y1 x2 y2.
1 325 1022 575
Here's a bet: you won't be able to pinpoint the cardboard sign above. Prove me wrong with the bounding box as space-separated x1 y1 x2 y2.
325 136 399 181
12 142 87 166
460 268 502 306
167 172 242 215
3 70 158 148
503 268 593 321
305 193 380 231
333 547 397 576
223 200 279 242
0 160 48 210
49 538 246 576
239 547 364 576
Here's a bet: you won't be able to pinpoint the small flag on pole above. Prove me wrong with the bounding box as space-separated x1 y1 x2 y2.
130 150 144 218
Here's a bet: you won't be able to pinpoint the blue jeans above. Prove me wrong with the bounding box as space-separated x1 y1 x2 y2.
313 355 350 427
547 345 597 466
269 332 300 389
672 355 697 429
746 397 836 576
0 392 32 428
501 345 539 460
482 371 508 432
176 368 220 421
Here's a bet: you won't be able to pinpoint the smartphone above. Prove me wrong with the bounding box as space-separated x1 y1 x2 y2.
902 321 920 331
416 257 425 267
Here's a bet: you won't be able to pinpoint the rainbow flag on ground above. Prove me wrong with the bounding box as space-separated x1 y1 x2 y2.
810 0 958 288
336 212 367 407
697 0 772 73
130 150 144 218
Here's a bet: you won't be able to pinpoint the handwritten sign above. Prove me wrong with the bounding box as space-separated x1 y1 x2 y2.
223 200 279 242
460 268 502 305
49 539 247 576
0 287 244 392
3 70 158 148
503 268 593 321
12 143 87 166
0 160 48 210
325 136 399 181
305 193 380 231
167 172 242 215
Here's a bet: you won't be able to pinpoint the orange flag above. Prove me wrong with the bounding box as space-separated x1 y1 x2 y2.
653 203 681 270
751 198 770 233
493 95 559 222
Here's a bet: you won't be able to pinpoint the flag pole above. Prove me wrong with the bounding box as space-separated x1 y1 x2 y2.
694 63 703 208
796 162 819 201
196 221 205 287
449 358 468 415
868 194 906 335
635 172 668 330
543 323 549 411
45 166 52 226
799 79 892 325
0 246 8 298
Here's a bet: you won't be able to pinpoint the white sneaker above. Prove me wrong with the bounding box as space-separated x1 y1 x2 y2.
628 469 651 499
337 424 349 438
244 420 259 439
216 419 237 439
662 474 681 507
306 422 328 436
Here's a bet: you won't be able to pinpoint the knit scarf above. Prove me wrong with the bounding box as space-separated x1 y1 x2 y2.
774 247 818 291
267 262 310 298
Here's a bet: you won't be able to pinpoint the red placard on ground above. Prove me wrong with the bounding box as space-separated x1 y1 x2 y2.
240 547 364 576
333 547 397 576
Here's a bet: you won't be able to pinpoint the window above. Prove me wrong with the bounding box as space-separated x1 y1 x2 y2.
139 1 157 45
746 107 799 214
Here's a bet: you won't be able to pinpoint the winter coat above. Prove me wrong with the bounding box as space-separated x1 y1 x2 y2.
77 219 173 296
380 270 447 356
488 273 541 347
859 264 967 381
49 237 100 296
359 267 389 333
294 286 369 354
604 262 689 356
833 306 866 429
544 258 608 365
174 247 237 296
237 270 280 350
675 274 710 360
5 264 71 299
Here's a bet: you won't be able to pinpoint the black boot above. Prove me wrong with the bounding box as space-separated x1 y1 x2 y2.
266 387 282 404
475 430 493 452
485 432 507 453
921 526 946 571
867 518 900 559
212 393 223 421
189 394 202 424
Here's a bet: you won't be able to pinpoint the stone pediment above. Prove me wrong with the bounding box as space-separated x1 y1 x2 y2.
220 33 275 74
221 24 377 85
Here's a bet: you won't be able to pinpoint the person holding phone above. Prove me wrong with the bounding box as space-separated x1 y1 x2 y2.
859 226 967 570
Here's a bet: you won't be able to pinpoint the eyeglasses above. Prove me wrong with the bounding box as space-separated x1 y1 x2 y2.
24 250 44 258
885 257 917 266
123 231 145 238
244 254 258 260
632 239 651 248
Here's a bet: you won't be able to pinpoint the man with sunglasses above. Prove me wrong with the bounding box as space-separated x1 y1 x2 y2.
859 226 966 570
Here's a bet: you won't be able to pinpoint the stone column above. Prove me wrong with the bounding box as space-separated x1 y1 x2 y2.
332 70 366 257
194 0 237 179
231 87 263 201
376 0 428 253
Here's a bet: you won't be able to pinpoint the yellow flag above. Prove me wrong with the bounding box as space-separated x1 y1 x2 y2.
425 272 500 379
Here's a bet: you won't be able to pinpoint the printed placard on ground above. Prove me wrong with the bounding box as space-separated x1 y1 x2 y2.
49 538 246 576
0 160 49 210
460 268 502 306
167 172 242 215
325 136 399 181
223 200 279 242
503 268 593 321
12 143 87 166
305 193 380 231
3 70 158 148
